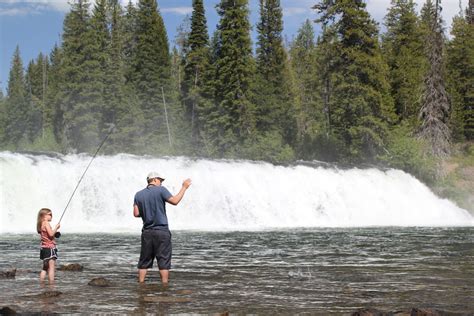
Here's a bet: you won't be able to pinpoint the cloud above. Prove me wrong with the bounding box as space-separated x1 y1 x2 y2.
283 7 313 17
161 7 192 15
0 0 70 15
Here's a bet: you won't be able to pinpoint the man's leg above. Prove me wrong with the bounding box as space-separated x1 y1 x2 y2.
138 269 147 283
159 269 169 285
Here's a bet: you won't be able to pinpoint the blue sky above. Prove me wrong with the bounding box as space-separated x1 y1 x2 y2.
0 0 468 93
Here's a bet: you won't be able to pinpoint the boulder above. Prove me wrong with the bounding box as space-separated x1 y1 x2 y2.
0 306 16 314
58 263 83 271
0 269 16 279
88 277 111 287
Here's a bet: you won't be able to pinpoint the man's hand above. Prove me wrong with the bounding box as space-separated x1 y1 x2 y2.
183 178 192 189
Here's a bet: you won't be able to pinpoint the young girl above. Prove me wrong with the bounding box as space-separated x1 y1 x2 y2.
37 208 60 284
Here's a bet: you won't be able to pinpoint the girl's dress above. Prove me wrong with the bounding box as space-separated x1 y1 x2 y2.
40 225 58 261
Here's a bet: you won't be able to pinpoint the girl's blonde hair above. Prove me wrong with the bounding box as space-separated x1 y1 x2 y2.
37 208 52 233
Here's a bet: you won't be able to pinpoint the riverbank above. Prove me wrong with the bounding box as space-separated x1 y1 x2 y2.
432 142 474 215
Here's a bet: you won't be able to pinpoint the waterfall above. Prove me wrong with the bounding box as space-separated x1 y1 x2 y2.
1 152 472 233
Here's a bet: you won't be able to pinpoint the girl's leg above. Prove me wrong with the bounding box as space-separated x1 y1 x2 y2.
40 260 48 282
48 259 56 284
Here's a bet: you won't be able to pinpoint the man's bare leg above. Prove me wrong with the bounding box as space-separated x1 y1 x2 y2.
138 269 147 283
159 269 169 285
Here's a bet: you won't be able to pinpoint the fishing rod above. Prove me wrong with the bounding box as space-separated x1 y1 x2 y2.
55 123 115 238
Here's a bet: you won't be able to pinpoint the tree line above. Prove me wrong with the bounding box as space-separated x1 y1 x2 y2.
0 0 472 182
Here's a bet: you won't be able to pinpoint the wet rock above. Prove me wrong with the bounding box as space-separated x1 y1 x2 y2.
41 290 62 298
88 277 111 287
351 308 387 316
0 306 16 314
0 269 16 279
58 263 83 271
409 308 444 316
142 296 192 303
175 289 193 295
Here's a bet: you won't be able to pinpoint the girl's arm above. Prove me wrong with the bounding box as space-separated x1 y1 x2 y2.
43 222 60 238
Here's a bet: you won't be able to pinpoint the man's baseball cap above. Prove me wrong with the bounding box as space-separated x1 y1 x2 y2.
147 171 165 181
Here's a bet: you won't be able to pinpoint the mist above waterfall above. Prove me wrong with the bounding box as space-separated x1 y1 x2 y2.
1 152 472 233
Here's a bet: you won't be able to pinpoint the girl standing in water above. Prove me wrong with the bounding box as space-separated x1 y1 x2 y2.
37 208 60 284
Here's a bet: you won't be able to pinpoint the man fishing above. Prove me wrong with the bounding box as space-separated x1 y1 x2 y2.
133 171 192 285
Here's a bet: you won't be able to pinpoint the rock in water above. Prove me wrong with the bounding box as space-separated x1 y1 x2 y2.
58 263 83 271
39 290 62 298
410 308 443 316
0 269 16 279
0 306 16 314
88 277 111 287
351 308 386 316
142 296 192 303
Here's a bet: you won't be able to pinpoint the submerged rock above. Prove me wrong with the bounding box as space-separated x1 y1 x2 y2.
142 296 192 303
58 263 83 271
88 277 111 287
409 308 445 316
351 308 386 316
0 269 16 279
0 306 16 314
39 291 62 298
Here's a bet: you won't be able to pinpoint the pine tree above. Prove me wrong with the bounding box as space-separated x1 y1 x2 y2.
5 46 29 148
46 44 65 149
212 0 255 156
24 56 44 141
288 20 324 159
132 0 172 151
102 0 144 153
419 0 451 157
255 0 296 147
61 0 102 152
313 0 396 162
123 0 138 85
446 2 474 141
181 0 211 148
383 0 426 125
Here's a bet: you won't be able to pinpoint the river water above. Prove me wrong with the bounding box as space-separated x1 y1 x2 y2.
1 228 473 314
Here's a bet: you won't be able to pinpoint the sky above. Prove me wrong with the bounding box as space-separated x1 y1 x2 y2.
0 0 468 94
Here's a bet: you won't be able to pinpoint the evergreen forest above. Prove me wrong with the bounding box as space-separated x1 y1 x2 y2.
1 0 473 185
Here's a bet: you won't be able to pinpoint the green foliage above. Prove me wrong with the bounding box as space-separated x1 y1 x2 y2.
0 0 471 186
313 0 396 163
240 131 295 164
419 0 451 158
5 46 29 148
446 9 474 141
212 0 255 155
181 0 212 150
289 20 321 156
382 0 426 124
61 0 102 152
255 0 296 146
132 0 174 150
378 122 436 183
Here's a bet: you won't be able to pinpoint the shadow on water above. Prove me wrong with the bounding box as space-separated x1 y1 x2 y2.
0 227 473 314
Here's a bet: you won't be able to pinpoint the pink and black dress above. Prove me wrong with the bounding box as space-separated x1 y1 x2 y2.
39 227 58 261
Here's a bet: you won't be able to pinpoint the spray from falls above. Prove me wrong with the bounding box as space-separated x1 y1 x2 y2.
0 152 472 233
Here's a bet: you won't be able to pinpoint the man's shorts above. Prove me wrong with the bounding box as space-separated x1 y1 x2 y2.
40 247 58 261
137 229 172 270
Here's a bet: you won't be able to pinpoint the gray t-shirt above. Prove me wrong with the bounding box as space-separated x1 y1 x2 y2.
134 185 172 230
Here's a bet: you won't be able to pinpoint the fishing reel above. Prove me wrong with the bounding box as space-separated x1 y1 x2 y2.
55 232 61 239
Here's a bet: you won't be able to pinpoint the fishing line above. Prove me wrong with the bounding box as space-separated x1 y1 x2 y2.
55 124 115 237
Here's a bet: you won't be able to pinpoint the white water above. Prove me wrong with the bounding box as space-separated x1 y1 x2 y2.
0 152 472 233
